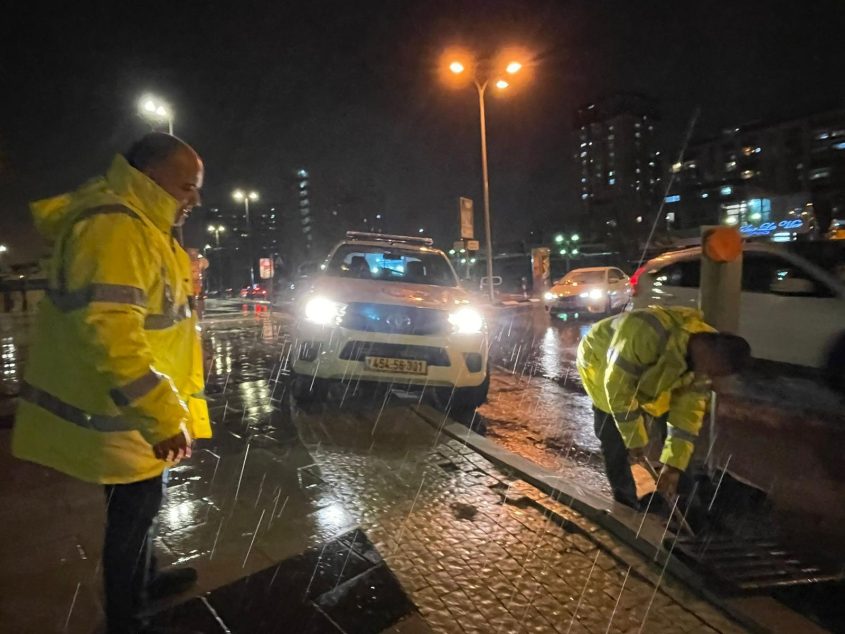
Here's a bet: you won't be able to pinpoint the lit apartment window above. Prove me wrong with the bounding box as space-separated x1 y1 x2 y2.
741 170 756 180
581 193 589 200
725 161 737 171
580 151 587 158
671 162 682 173
609 178 616 185
810 168 831 180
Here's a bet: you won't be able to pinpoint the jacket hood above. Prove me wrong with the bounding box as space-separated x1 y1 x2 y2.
31 155 181 240
658 306 717 335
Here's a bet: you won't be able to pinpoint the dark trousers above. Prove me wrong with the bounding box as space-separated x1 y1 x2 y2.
104 474 164 633
593 408 639 508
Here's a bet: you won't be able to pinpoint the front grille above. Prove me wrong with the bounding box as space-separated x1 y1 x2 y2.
340 341 451 366
341 303 450 336
554 296 580 308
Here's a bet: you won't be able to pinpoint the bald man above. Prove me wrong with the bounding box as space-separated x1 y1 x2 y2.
14 134 211 633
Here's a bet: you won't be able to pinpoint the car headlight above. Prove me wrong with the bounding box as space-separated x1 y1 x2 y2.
579 289 605 300
304 296 346 326
543 291 557 301
449 307 485 334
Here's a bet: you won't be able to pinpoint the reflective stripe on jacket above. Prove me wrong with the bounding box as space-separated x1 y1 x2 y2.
12 155 210 484
577 307 715 471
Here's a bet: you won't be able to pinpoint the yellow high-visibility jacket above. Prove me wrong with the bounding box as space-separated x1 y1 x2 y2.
577 307 715 471
12 155 211 484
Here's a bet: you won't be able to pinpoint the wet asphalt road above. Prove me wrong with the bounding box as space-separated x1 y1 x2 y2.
202 298 614 498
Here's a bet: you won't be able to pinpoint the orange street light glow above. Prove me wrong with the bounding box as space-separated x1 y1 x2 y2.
496 79 509 89
449 61 465 74
506 61 522 74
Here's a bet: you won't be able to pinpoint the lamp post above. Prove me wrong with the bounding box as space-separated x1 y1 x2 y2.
446 52 527 303
138 95 174 135
207 224 226 247
233 190 259 285
554 233 580 273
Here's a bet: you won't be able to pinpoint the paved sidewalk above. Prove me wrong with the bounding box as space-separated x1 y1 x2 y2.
0 317 748 633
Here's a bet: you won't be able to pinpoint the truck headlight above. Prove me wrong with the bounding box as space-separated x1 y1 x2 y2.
304 296 346 326
449 307 485 334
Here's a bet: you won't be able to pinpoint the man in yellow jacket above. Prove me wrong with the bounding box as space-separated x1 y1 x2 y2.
577 306 749 509
12 133 211 633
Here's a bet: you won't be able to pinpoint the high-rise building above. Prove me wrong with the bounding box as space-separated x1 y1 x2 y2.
296 169 313 254
575 94 661 246
666 105 845 238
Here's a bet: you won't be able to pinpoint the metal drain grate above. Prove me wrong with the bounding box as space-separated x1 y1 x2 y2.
671 534 845 592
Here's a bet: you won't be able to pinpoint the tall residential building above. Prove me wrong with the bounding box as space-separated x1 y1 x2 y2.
296 168 313 254
666 105 845 238
575 94 661 245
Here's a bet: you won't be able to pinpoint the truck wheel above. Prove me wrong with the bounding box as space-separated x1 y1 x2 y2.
291 372 328 403
433 368 490 420
824 333 845 395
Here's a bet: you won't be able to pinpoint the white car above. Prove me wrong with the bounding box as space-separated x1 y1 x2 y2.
544 266 632 316
632 242 845 382
291 232 489 411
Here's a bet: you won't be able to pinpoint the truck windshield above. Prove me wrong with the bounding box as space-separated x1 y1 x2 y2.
326 245 459 287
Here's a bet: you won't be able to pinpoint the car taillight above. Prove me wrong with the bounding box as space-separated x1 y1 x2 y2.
630 266 647 296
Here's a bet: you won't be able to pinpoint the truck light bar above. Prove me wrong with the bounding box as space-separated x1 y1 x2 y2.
345 231 434 246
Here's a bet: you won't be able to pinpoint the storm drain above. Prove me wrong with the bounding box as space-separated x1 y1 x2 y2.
671 533 845 592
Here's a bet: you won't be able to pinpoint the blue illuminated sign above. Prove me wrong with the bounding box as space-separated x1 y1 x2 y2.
664 194 680 203
740 219 805 237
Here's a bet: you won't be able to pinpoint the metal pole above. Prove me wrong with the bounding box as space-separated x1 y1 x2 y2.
244 199 255 285
168 117 174 136
477 82 495 304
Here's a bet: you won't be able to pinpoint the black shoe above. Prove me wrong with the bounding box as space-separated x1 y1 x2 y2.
147 567 198 602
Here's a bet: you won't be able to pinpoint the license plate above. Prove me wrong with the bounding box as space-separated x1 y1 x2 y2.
365 356 427 375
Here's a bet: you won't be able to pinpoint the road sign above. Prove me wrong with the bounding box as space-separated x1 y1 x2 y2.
466 240 480 252
259 258 274 279
459 197 474 240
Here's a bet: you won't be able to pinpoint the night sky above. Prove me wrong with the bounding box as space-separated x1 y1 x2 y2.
2 0 844 261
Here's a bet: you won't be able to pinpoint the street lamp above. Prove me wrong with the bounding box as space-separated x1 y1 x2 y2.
444 49 530 303
232 190 259 225
207 224 226 246
555 234 581 273
138 94 174 135
233 190 259 285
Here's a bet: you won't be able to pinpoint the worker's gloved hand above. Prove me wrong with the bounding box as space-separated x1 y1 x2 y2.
627 446 648 465
152 423 193 463
656 465 683 500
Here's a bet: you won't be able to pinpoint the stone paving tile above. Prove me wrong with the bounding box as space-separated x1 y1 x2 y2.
290 419 749 634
